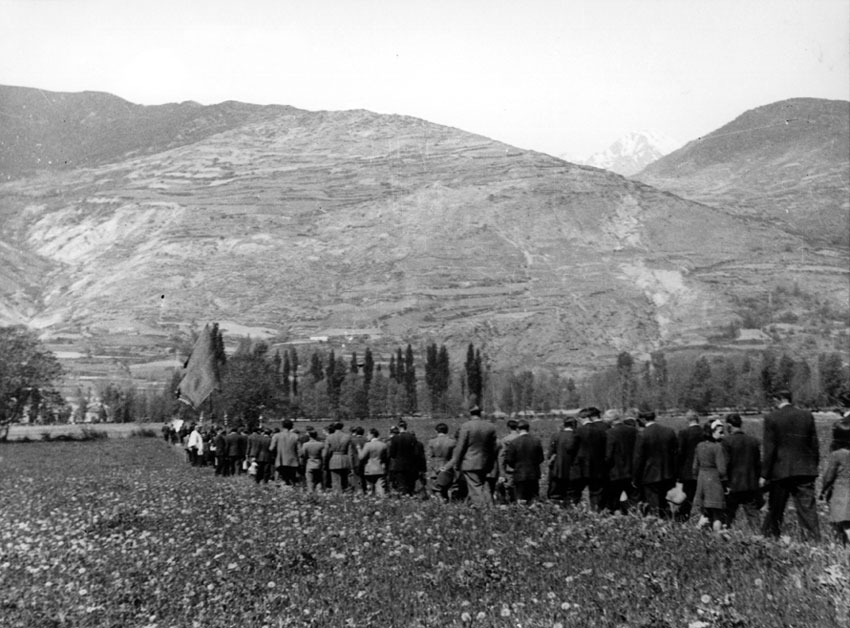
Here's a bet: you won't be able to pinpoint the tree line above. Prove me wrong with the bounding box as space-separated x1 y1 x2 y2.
2 323 848 434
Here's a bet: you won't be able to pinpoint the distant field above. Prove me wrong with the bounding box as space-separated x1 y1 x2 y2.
5 422 153 441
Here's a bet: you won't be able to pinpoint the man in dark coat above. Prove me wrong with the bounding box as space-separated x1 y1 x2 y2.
443 405 498 507
761 390 820 541
388 420 423 495
633 410 678 519
676 410 704 521
573 407 609 511
548 417 580 504
504 420 544 503
214 427 229 476
225 428 242 477
605 410 639 514
721 413 762 530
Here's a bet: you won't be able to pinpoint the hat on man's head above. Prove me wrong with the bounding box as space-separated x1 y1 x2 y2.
469 405 482 417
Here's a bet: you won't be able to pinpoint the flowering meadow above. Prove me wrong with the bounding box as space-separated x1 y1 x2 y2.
1 438 848 628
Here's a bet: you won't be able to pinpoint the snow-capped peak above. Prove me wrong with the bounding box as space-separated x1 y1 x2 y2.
580 130 682 176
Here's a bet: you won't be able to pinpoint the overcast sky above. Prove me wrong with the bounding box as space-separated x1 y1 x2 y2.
1 0 848 157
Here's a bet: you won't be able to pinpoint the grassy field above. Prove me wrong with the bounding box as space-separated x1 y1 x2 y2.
0 437 848 628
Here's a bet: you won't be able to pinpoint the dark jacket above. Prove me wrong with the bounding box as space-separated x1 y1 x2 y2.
763 404 819 480
576 420 609 480
677 424 704 482
548 429 580 481
504 432 545 482
633 422 678 485
721 430 761 493
225 432 242 458
214 432 228 457
388 431 423 472
606 423 637 481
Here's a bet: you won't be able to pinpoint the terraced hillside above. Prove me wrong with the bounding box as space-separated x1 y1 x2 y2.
637 98 850 247
0 87 847 387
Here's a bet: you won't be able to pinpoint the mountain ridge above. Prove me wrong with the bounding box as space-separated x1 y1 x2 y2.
637 98 850 246
0 86 847 390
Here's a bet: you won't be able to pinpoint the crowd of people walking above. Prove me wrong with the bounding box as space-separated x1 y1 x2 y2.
165 390 850 546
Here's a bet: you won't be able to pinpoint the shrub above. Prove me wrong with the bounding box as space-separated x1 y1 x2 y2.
79 426 109 441
130 427 158 438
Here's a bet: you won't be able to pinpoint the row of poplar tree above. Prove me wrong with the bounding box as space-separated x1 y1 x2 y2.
75 332 848 425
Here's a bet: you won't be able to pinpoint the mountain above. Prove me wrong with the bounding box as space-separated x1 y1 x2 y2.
637 98 850 246
578 131 681 176
0 86 847 391
0 84 296 181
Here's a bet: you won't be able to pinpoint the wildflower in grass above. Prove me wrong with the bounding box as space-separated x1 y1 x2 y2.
461 611 471 622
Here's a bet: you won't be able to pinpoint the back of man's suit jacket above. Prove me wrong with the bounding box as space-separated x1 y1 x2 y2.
505 433 544 481
762 405 819 480
722 431 761 492
633 423 678 485
450 418 497 473
606 423 637 481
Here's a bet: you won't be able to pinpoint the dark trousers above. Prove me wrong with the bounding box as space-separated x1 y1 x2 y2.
676 479 698 521
642 480 675 519
215 456 227 476
762 476 820 541
606 478 641 514
571 478 606 510
188 447 198 466
514 479 539 503
725 490 763 530
391 470 419 496
329 469 350 494
549 478 580 507
277 466 299 485
253 461 271 484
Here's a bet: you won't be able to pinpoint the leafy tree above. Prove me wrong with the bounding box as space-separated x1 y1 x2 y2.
616 351 636 410
369 367 388 418
289 347 299 397
819 352 847 405
776 354 796 392
0 326 64 440
309 351 324 383
465 344 483 406
220 347 277 428
760 350 778 402
404 344 417 413
363 348 374 393
683 356 713 414
282 350 291 399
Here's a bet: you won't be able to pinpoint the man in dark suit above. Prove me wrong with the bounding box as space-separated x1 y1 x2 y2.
676 410 704 521
574 407 609 511
225 428 242 477
548 417 580 505
504 420 544 503
443 405 498 507
721 413 762 530
388 420 423 495
605 410 639 514
761 390 820 541
633 410 678 519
